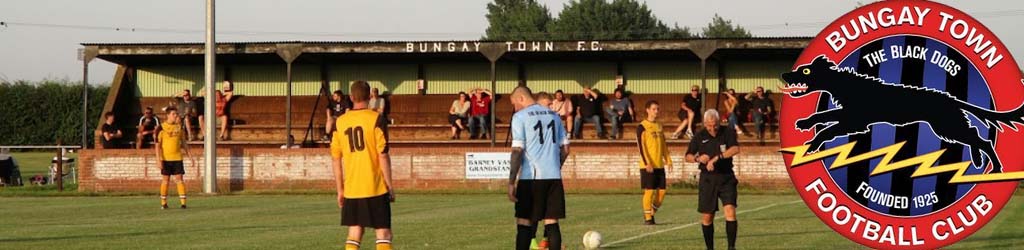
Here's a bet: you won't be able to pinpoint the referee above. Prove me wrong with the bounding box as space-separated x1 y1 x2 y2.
685 109 740 250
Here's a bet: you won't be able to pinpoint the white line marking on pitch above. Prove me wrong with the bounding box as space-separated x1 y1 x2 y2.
602 200 803 248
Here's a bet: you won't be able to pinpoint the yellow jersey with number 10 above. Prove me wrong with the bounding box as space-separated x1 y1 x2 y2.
330 109 389 199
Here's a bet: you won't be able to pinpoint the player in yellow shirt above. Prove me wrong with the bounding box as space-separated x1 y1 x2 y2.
636 100 672 225
154 107 194 209
331 80 395 250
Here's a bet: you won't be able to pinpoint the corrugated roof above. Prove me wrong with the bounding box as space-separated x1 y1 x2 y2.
81 37 812 46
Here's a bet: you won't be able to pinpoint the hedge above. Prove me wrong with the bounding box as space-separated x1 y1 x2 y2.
0 80 109 147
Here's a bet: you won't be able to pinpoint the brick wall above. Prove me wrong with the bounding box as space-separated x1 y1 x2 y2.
78 144 790 192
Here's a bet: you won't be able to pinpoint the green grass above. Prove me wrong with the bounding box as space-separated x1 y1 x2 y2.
8 151 78 177
1 193 1022 249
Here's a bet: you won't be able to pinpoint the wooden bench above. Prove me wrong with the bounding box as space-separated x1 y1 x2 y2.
124 93 782 142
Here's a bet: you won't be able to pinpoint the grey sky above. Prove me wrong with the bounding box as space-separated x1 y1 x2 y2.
1 0 1021 84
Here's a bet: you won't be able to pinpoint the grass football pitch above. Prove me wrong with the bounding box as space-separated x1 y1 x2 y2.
2 193 1024 249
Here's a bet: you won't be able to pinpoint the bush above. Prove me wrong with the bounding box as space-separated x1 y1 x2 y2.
0 79 109 147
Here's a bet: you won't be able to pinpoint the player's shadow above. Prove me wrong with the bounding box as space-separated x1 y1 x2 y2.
0 225 307 243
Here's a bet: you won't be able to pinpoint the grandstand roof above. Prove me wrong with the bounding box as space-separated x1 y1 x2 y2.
82 37 810 65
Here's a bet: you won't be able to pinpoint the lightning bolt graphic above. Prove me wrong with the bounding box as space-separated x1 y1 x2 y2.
780 141 1024 184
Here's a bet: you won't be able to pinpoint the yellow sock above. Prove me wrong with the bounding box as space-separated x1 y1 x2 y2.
160 182 169 205
345 239 360 250
376 240 393 250
653 189 667 212
177 182 187 205
642 189 654 220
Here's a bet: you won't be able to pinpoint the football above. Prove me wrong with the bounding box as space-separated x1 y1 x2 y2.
583 230 602 249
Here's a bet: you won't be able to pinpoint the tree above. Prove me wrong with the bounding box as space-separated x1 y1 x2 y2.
484 0 553 40
667 24 693 39
701 14 751 38
546 0 693 40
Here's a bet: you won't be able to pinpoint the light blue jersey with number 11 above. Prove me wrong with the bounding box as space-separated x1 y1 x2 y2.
511 104 569 180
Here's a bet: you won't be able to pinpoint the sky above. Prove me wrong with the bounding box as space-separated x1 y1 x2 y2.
1 0 1022 84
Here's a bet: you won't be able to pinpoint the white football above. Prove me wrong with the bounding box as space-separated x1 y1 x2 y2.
583 230 602 249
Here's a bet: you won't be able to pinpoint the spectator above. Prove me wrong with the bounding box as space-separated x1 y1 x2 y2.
671 85 702 139
199 81 234 141
734 89 753 137
174 89 203 141
100 111 124 149
324 90 352 141
746 86 775 141
449 92 471 139
605 88 635 140
569 92 582 137
722 89 747 136
550 90 574 137
369 87 386 114
468 87 493 139
573 87 605 139
136 106 160 149
0 148 20 186
535 91 553 108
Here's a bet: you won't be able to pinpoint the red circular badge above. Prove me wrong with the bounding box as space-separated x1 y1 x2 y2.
781 1 1023 249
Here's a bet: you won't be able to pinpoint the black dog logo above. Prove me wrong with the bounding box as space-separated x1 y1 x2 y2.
780 55 1024 173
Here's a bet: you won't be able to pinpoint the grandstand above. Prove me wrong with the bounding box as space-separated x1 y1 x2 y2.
78 38 807 192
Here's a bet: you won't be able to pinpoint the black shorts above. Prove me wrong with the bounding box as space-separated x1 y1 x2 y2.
341 193 392 228
161 161 185 176
640 168 667 189
515 180 566 222
698 173 738 213
141 134 156 146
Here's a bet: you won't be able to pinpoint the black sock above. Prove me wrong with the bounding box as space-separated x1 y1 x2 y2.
702 224 714 250
516 224 536 250
544 223 562 249
726 220 737 249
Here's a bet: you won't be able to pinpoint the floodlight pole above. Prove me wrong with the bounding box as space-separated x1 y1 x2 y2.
203 0 217 194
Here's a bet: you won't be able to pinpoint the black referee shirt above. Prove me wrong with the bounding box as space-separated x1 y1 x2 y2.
686 125 739 175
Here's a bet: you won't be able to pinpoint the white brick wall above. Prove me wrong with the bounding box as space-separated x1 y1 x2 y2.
89 148 788 183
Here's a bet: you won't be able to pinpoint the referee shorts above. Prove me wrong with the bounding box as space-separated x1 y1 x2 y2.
697 173 738 213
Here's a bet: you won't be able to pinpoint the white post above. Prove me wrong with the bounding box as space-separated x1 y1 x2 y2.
203 0 217 193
